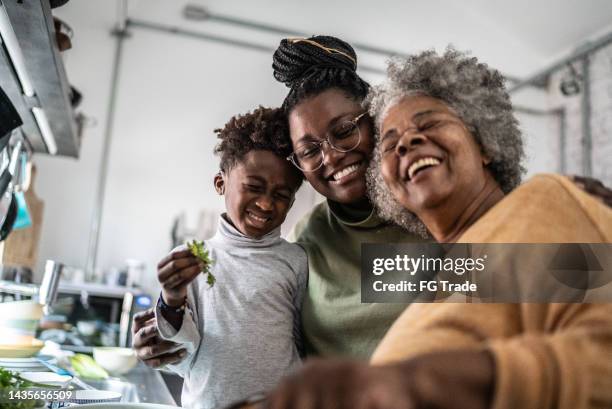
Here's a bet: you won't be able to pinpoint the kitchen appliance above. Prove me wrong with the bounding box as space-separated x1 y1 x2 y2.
0 137 25 241
0 260 64 313
0 86 22 240
0 86 22 140
55 283 152 347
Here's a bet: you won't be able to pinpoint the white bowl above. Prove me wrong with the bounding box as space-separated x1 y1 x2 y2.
19 371 72 387
0 339 44 358
0 300 43 320
69 389 122 404
0 300 43 339
93 347 138 375
77 320 98 336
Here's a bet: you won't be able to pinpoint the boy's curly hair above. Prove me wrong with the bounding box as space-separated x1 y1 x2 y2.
214 106 303 185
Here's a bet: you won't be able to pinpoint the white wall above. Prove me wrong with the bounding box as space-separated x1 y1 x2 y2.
32 2 116 279
30 0 612 297
511 88 562 178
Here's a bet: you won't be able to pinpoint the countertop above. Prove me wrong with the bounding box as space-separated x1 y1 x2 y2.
83 363 177 406
124 363 177 405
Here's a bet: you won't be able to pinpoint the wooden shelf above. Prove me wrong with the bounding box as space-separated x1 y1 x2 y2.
0 0 79 157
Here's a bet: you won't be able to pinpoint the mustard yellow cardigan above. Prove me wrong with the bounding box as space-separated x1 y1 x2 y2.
371 174 612 409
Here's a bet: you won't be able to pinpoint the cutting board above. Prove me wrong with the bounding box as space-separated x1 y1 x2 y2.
3 166 44 270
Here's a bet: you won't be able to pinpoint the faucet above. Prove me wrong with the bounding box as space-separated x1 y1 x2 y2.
0 260 64 313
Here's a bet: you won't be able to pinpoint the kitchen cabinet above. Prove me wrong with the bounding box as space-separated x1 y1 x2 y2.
0 0 79 157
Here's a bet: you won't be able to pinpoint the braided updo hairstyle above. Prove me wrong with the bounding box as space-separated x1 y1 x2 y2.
272 35 370 112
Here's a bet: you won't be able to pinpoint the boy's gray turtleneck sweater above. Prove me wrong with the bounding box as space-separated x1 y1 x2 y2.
156 215 308 409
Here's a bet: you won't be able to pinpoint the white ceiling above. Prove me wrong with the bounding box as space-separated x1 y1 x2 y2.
460 0 612 57
111 0 612 79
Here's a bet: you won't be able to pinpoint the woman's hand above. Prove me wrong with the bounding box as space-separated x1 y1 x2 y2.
264 350 495 409
131 308 187 368
265 359 415 409
571 175 612 207
157 247 204 307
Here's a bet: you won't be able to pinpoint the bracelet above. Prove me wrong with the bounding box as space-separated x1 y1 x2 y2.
159 292 186 314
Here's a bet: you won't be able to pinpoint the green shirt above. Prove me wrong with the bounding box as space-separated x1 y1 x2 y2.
288 200 426 360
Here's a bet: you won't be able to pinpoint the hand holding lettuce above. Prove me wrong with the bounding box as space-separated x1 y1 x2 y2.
157 241 214 308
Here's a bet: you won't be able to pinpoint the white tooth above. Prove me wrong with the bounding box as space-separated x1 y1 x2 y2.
333 163 360 181
250 213 267 222
408 157 440 180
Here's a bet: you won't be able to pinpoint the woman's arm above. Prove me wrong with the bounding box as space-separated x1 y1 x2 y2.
265 303 612 409
485 303 612 409
570 175 612 207
264 350 493 409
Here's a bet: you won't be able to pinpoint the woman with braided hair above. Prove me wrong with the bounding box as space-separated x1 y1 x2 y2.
271 35 426 359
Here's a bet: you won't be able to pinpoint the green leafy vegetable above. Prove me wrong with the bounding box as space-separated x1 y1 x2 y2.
187 239 216 287
0 367 49 409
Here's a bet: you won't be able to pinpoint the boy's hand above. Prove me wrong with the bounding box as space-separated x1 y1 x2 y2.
157 247 204 306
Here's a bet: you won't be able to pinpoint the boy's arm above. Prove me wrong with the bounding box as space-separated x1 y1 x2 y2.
154 288 201 376
153 243 207 376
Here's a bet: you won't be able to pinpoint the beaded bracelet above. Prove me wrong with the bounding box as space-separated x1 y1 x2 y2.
158 292 187 314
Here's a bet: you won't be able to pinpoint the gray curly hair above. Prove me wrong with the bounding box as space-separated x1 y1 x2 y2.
365 47 525 237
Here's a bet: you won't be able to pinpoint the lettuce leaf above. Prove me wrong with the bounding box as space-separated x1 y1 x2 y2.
187 240 216 287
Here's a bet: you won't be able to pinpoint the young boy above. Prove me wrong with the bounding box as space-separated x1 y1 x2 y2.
154 107 308 409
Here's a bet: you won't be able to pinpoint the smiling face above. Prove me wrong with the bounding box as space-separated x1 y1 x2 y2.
378 95 492 216
288 88 374 204
215 150 301 238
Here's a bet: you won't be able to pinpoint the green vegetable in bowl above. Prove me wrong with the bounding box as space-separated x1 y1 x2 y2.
187 239 216 287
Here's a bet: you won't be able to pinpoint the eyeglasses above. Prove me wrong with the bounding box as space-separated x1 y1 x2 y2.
287 112 367 172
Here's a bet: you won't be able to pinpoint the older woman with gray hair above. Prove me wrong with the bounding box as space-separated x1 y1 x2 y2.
263 48 612 409
366 48 524 240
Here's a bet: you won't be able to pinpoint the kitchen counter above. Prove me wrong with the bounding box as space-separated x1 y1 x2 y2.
124 363 177 405
85 363 177 406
